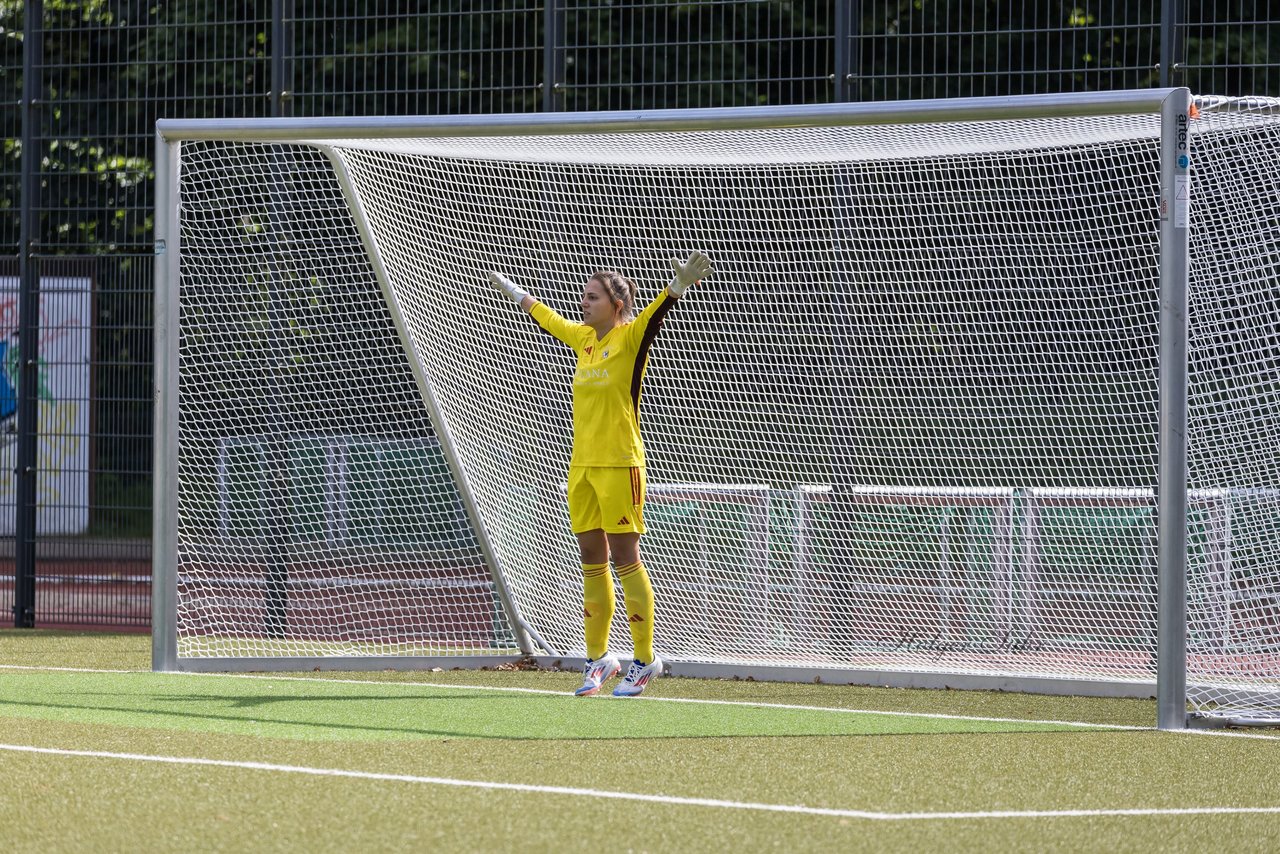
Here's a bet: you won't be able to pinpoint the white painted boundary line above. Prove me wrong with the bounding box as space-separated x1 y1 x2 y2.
2 741 1278 822
2 664 1278 740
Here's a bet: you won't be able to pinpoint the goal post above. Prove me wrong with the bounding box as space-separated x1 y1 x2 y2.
1156 90 1189 732
153 88 1280 727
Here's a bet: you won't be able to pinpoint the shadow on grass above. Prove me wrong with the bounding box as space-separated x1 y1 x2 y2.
0 688 1105 743
0 691 561 740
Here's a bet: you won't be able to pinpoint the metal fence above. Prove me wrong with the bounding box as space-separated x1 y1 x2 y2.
3 0 1279 628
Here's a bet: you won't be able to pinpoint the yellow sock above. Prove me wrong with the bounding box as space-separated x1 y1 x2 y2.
615 561 654 663
581 562 614 660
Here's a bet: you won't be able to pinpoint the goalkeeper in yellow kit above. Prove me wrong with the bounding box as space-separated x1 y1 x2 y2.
488 252 713 696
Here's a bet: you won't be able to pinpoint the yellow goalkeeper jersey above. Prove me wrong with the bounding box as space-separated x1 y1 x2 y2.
529 288 676 467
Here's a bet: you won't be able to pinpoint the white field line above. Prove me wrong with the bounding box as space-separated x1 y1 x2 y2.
2 663 1279 741
1 741 1278 822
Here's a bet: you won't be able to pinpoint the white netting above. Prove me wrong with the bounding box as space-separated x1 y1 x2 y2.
329 114 1166 687
1184 98 1280 721
170 100 1280 720
174 142 519 657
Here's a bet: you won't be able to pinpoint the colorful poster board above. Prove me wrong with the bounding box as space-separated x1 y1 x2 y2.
0 277 92 535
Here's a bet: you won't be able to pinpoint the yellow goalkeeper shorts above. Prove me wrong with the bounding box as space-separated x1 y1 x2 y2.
567 465 647 535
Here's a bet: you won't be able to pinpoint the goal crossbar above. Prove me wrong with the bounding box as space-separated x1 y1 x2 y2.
156 90 1186 142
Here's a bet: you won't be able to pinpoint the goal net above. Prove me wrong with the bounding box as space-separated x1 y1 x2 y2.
155 91 1280 725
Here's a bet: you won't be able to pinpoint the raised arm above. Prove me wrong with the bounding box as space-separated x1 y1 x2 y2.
626 251 713 346
666 250 714 298
488 270 585 349
488 271 536 313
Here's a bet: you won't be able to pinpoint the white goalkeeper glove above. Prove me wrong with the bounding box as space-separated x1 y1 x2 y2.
487 271 531 306
668 251 713 297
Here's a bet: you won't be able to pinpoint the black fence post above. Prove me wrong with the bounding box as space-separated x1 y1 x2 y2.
543 0 564 112
14 0 43 628
833 0 856 102
271 0 294 118
264 0 295 639
1160 0 1183 88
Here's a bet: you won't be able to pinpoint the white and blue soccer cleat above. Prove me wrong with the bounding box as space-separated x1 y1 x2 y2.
612 655 664 697
574 654 622 696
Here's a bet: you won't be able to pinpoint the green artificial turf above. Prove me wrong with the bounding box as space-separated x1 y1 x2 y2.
2 629 1278 854
0 669 1091 742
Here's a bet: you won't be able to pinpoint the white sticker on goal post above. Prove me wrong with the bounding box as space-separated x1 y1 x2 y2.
1174 175 1190 228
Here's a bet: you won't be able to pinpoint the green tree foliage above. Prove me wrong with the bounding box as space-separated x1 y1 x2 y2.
856 0 1164 98
857 1 1280 99
5 1 1279 255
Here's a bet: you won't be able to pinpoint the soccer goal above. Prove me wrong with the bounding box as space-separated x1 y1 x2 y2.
153 89 1280 728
